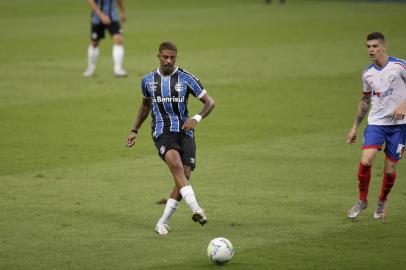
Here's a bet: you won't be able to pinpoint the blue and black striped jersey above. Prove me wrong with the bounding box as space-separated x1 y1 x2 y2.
91 0 119 24
141 67 207 138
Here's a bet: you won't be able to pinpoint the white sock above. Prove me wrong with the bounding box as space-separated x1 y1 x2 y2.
112 44 125 72
157 198 179 225
87 45 99 71
180 185 201 212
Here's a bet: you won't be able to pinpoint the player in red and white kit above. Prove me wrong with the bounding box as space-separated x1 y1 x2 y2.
347 32 406 220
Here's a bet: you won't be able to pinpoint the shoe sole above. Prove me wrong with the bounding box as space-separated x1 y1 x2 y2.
192 213 207 226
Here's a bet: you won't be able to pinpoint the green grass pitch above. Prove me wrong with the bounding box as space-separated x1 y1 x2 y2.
1 0 406 269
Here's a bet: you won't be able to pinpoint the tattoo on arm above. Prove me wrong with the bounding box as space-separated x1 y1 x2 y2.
354 95 370 126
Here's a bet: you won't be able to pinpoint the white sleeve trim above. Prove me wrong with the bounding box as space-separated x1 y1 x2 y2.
197 89 207 99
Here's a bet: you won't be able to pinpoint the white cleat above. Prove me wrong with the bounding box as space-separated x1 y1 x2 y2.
192 209 208 226
155 223 170 235
114 69 128 77
373 200 386 220
348 200 368 219
83 68 95 77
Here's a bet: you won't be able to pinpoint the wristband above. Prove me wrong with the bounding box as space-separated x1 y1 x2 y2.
131 129 138 134
191 114 202 122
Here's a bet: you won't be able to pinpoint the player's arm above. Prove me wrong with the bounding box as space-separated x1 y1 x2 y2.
182 93 215 132
87 0 111 25
127 98 151 147
347 94 371 144
117 0 126 23
393 65 406 120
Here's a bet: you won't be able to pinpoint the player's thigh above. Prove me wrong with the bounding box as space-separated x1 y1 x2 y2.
91 23 105 41
179 134 196 170
164 149 184 172
153 132 182 162
363 125 386 147
360 148 380 165
361 125 384 165
384 124 406 162
107 21 123 43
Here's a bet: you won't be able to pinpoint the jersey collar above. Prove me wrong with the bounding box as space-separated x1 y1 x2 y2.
373 56 391 71
157 66 178 77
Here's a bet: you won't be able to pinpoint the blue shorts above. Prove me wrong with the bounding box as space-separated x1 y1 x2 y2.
362 124 406 162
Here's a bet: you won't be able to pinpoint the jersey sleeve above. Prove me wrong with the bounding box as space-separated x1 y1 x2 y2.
397 59 406 81
141 77 151 98
186 74 207 99
362 71 372 95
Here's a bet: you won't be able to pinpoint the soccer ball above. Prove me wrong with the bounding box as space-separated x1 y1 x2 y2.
207 237 234 265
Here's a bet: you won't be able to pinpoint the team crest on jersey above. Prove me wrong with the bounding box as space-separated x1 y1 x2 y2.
175 83 183 92
149 81 158 91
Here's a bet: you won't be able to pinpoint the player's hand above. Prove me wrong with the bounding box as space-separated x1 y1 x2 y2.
126 132 137 147
393 105 406 120
347 127 357 144
182 118 198 132
120 13 126 23
100 13 111 25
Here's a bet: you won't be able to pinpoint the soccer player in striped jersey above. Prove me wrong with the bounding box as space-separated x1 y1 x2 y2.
347 32 406 220
126 41 215 235
84 0 128 77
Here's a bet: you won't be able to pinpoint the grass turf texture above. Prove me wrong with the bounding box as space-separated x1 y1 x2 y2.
1 0 406 269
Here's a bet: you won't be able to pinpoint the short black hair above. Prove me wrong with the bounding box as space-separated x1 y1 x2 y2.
367 32 385 42
159 41 177 52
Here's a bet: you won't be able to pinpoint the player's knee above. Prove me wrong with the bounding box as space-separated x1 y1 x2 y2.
113 34 123 45
384 158 397 174
167 158 184 172
183 166 191 180
360 159 373 166
91 40 100 47
384 167 396 175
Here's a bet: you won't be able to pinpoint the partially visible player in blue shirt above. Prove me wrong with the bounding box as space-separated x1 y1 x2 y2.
126 41 215 235
83 0 128 77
